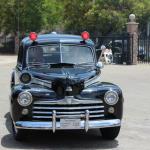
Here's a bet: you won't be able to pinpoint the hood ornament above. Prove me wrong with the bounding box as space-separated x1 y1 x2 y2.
66 86 73 92
65 72 73 92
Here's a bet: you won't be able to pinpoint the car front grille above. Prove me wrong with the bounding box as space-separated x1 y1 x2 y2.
52 82 84 97
32 99 105 121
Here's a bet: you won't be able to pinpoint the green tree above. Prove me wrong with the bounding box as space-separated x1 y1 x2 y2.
42 0 64 32
0 0 64 34
0 0 16 34
1 0 150 36
63 0 92 34
0 0 45 34
63 0 150 36
18 0 44 33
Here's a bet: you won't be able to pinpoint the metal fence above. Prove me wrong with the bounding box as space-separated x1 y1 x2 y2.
0 33 135 65
138 35 150 63
92 33 132 64
0 35 15 53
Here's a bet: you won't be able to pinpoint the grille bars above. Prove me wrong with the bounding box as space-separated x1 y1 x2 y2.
52 110 56 133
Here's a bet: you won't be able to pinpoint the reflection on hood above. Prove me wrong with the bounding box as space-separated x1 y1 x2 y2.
28 65 98 82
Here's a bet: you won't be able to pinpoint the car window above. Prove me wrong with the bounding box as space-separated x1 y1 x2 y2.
61 45 94 64
27 44 94 65
17 46 23 65
27 45 60 64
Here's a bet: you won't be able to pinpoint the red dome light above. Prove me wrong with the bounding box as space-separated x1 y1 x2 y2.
29 32 37 41
81 31 90 40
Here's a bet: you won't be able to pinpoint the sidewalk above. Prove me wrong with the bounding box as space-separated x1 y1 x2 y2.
0 55 17 65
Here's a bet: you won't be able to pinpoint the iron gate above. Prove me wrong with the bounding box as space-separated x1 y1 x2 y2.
92 33 132 64
0 35 15 53
138 35 150 63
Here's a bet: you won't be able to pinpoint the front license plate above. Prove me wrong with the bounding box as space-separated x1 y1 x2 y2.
60 119 81 129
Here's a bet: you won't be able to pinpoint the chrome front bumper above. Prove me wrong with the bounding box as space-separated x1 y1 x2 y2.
15 119 121 132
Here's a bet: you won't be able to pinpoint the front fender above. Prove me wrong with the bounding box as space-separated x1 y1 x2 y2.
10 84 56 122
78 82 124 119
10 70 15 88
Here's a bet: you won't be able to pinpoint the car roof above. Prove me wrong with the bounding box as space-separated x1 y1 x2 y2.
21 33 94 47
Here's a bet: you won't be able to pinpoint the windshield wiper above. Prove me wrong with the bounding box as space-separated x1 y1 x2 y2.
75 62 94 66
50 63 75 68
51 63 75 65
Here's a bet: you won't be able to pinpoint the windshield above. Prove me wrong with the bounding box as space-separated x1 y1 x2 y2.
27 44 94 65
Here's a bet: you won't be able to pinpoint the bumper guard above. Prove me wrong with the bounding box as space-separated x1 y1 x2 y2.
15 110 121 132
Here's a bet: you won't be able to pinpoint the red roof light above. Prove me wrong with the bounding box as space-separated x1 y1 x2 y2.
81 31 90 40
29 32 37 41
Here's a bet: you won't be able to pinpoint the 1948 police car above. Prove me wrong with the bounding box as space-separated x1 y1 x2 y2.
10 31 124 141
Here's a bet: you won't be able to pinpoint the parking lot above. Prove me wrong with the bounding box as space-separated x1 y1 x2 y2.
0 55 150 150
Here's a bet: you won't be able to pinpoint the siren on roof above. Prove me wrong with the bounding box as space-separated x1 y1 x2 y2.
29 32 37 41
81 31 90 40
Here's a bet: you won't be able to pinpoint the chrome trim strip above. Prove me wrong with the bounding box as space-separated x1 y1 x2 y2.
85 110 89 132
32 110 104 115
52 110 56 133
88 114 104 118
84 74 101 87
32 114 104 119
33 111 53 115
15 119 121 130
31 77 52 89
34 99 103 105
33 105 104 110
33 116 53 119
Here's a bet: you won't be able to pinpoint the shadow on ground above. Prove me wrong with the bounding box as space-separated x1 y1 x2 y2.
1 112 119 149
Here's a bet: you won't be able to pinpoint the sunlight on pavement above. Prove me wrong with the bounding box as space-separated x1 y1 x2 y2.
0 55 17 65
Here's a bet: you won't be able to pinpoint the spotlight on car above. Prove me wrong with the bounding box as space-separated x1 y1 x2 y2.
20 72 32 84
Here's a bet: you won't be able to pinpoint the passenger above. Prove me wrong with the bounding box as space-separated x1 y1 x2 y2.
28 47 44 63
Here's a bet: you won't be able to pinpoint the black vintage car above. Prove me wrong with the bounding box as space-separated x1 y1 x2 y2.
10 31 124 141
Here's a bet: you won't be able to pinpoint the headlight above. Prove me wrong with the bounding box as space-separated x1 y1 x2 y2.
20 72 32 84
104 91 119 105
17 92 33 107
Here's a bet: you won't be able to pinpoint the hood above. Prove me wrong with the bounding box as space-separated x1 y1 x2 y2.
28 65 98 84
26 65 100 97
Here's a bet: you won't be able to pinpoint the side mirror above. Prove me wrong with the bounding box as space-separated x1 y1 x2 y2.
96 61 104 69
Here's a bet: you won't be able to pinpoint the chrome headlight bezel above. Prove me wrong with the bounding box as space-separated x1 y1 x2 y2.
17 91 33 107
104 90 119 105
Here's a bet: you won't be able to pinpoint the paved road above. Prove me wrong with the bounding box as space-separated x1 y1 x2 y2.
0 56 150 150
0 55 16 65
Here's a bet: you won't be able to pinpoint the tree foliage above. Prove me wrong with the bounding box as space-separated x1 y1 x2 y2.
0 0 63 34
18 0 44 33
42 0 64 32
0 0 150 35
63 0 150 36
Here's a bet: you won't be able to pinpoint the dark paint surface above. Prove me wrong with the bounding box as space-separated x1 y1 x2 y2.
10 33 123 123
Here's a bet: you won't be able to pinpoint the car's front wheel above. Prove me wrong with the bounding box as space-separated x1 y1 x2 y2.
100 126 120 140
11 120 27 141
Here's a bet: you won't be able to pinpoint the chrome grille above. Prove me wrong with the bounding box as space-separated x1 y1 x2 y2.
32 99 105 121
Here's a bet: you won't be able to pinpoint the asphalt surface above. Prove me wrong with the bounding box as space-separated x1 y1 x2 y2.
0 56 150 150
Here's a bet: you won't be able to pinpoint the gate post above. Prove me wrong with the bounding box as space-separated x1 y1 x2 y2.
126 14 139 65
